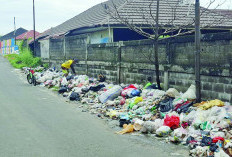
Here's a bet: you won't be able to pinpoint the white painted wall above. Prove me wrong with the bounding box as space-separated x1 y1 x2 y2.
90 28 113 44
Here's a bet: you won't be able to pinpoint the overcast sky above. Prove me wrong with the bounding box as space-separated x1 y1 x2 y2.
0 0 231 35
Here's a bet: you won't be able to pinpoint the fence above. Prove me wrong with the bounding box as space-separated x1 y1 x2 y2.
41 32 232 102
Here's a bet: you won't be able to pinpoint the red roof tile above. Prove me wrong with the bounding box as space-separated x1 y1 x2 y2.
16 30 40 40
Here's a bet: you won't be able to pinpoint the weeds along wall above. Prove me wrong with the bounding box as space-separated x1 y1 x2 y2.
41 32 232 102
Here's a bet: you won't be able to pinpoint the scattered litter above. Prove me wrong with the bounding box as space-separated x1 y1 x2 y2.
23 66 232 156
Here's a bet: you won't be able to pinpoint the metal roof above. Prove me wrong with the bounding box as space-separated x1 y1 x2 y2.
16 30 40 40
0 28 28 41
38 0 232 39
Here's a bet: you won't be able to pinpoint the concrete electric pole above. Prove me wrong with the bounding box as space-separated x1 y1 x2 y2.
195 0 201 102
33 0 36 56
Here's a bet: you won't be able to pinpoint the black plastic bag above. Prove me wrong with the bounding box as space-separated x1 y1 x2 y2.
186 136 195 144
81 88 89 93
119 119 130 127
70 92 80 101
58 87 68 94
201 136 212 146
159 98 174 112
66 75 74 81
177 102 193 114
209 143 218 152
89 84 105 92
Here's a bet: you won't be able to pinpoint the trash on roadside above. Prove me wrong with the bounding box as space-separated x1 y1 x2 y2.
23 66 232 157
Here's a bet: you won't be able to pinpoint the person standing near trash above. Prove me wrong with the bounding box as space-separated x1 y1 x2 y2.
144 76 159 89
61 59 78 76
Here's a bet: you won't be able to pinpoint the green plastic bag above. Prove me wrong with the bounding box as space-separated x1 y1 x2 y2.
144 82 152 89
200 121 212 130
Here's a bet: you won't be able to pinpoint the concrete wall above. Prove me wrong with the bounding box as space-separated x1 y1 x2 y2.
40 39 49 59
42 32 232 102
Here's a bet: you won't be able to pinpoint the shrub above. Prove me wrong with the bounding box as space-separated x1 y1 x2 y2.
5 41 41 69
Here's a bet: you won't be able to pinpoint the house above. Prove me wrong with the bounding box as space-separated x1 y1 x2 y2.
32 0 232 58
16 30 40 43
213 9 232 18
15 30 40 52
0 28 27 55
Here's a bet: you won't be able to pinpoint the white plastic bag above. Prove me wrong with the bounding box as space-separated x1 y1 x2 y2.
133 119 144 131
61 77 68 86
156 126 171 137
214 149 229 157
98 85 122 103
141 121 156 133
166 88 180 98
181 84 196 100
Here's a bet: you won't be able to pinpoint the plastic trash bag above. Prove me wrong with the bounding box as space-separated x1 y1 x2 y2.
99 85 122 103
156 126 171 137
58 86 68 94
173 97 187 106
119 119 130 127
133 119 144 131
198 99 225 110
121 84 137 97
81 88 89 93
154 119 164 131
166 88 180 98
214 149 230 157
186 136 195 144
131 89 141 97
210 131 225 139
116 124 134 134
201 136 212 146
164 115 180 130
89 84 105 92
66 75 74 81
169 127 187 143
159 98 174 112
120 98 126 105
210 143 219 152
107 110 118 119
189 146 209 157
61 77 68 86
212 137 224 143
141 121 156 133
200 121 212 130
69 92 80 101
175 101 193 114
181 84 196 100
129 97 143 109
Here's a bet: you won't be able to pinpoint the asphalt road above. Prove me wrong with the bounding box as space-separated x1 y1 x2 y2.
0 56 189 157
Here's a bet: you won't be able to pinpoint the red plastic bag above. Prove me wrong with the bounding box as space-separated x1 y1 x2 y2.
123 84 137 90
121 84 137 97
212 137 224 143
164 115 180 130
120 98 126 105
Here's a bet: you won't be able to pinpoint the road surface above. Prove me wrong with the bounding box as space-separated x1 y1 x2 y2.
0 56 189 157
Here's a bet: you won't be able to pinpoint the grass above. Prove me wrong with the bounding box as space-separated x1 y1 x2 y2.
4 41 42 69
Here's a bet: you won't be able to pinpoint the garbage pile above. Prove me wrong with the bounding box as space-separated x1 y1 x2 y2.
27 67 232 157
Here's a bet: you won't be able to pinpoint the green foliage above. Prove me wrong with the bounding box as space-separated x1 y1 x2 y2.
5 40 41 69
43 63 49 69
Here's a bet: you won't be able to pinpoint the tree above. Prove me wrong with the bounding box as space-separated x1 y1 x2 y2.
104 0 231 98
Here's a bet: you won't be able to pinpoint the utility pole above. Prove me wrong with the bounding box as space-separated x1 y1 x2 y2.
154 0 161 89
14 17 16 46
195 0 201 102
33 0 36 56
